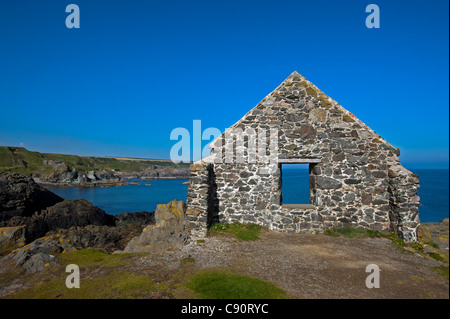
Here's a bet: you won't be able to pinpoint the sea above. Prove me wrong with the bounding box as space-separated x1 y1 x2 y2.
47 168 449 223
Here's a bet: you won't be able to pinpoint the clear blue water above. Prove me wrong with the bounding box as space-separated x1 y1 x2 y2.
413 169 449 223
280 168 449 223
281 165 311 205
48 169 449 223
48 179 189 215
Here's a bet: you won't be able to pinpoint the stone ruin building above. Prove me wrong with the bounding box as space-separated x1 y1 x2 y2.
185 71 421 242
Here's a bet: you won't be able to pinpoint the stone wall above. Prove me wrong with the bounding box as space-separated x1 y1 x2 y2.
186 71 421 241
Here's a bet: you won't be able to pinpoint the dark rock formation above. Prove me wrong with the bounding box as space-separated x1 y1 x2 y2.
23 199 115 243
0 173 63 224
0 172 182 274
6 222 150 274
114 211 155 227
47 224 145 253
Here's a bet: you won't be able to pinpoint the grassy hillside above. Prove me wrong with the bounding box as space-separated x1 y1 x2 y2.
0 146 189 177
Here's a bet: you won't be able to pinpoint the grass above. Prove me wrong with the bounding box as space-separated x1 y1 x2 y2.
428 251 449 263
0 242 17 257
185 270 289 299
427 240 440 249
6 249 158 299
431 266 449 280
324 226 425 253
208 223 264 241
5 248 289 299
10 269 156 299
57 248 133 268
324 226 379 238
429 253 444 262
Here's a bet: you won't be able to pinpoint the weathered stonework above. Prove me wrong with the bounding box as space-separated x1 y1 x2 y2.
186 71 421 241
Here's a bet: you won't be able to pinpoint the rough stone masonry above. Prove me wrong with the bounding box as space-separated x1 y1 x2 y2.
185 71 421 242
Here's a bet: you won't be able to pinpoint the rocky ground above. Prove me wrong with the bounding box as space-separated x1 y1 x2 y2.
0 172 448 299
0 173 155 274
1 225 448 299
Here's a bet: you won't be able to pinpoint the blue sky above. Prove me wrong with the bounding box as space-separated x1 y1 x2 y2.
0 0 448 168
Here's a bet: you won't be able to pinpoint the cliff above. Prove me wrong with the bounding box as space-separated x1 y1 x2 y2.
0 146 190 186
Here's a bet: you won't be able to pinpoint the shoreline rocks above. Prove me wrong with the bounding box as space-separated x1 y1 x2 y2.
0 173 64 224
33 166 190 187
0 172 159 274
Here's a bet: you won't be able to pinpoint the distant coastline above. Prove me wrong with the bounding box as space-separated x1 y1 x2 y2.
0 146 190 187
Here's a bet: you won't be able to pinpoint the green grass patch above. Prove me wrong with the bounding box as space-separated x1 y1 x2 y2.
427 240 440 249
429 253 444 262
428 251 449 263
10 269 155 299
208 223 264 241
185 270 288 299
431 266 449 280
324 226 379 238
7 249 157 299
323 226 426 253
0 242 17 257
180 257 196 266
56 248 133 268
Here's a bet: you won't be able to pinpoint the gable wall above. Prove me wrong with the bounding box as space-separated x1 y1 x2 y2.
186 72 420 241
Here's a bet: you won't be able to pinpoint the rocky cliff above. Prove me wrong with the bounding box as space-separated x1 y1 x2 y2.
0 173 64 223
0 173 157 273
0 146 190 186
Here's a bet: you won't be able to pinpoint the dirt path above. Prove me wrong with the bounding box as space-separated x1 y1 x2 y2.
1 229 448 299
147 230 449 299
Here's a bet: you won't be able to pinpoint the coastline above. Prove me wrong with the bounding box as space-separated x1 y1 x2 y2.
38 176 190 188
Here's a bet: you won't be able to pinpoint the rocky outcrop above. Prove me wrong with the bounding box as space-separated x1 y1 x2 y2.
0 173 191 274
0 225 26 249
35 161 189 186
34 167 190 186
418 219 449 252
35 166 123 186
123 200 189 253
1 147 190 187
5 208 156 274
5 220 153 274
22 199 116 243
0 173 63 224
0 173 159 273
115 167 190 180
8 238 61 274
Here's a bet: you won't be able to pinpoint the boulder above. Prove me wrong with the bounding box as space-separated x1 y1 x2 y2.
123 200 189 253
155 200 186 226
7 236 66 274
0 225 26 248
47 224 144 253
0 173 63 224
21 253 58 274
